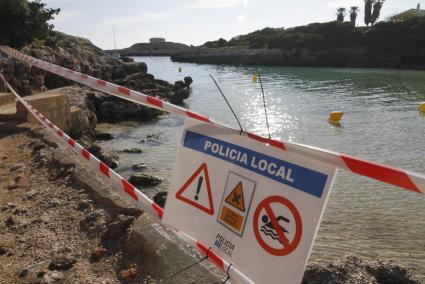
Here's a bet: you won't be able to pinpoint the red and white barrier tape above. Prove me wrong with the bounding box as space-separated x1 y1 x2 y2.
0 45 424 195
0 73 252 284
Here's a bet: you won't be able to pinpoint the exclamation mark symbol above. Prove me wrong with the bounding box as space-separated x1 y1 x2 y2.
194 176 203 201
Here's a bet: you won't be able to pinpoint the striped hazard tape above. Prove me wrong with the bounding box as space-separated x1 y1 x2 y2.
0 73 253 284
0 45 424 194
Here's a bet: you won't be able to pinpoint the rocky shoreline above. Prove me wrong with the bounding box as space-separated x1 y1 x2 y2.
0 31 193 122
171 47 425 70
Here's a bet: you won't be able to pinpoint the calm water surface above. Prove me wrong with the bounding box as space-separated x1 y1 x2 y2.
98 56 425 280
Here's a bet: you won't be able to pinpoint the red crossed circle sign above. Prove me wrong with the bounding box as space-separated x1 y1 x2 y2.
253 196 302 256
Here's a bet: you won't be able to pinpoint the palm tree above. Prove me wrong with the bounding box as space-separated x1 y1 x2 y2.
349 6 360 25
336 7 346 22
364 0 373 26
371 0 385 25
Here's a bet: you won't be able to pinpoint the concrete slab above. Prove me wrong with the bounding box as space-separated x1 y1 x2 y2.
16 92 71 132
0 93 15 106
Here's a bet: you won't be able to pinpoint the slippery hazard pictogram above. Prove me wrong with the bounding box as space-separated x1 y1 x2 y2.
218 172 256 236
253 196 303 256
225 182 246 212
175 163 214 215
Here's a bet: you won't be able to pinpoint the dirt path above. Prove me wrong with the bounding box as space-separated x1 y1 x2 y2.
0 122 156 284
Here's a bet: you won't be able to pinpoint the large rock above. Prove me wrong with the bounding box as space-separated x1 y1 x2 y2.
153 191 168 208
169 80 190 104
129 173 162 187
87 92 163 122
184 76 193 88
302 255 419 284
86 144 118 169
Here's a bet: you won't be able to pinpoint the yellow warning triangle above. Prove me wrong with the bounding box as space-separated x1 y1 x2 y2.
225 182 245 212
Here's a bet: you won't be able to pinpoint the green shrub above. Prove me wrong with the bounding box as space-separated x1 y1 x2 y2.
201 18 424 54
0 0 59 48
266 22 363 49
365 17 425 51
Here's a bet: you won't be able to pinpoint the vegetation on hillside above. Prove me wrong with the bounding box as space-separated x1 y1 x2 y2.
201 17 425 53
336 8 346 23
363 0 386 25
0 0 59 47
349 7 360 25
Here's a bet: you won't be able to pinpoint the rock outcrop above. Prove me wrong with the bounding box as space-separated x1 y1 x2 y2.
303 255 419 284
0 31 192 122
128 173 162 187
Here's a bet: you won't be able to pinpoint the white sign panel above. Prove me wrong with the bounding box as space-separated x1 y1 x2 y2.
163 119 337 284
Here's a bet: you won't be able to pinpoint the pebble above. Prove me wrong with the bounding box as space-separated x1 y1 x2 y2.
131 163 147 170
95 132 115 140
48 256 76 271
13 207 27 215
9 164 23 172
120 148 143 154
45 199 60 209
40 271 65 284
18 268 28 278
7 182 19 190
90 246 107 262
32 144 45 152
80 209 107 231
23 190 38 200
5 216 16 228
1 203 16 212
0 245 7 256
84 209 104 223
77 200 91 211
121 264 138 279
7 202 17 208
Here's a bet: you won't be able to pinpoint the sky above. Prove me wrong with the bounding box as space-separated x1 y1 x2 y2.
43 0 420 49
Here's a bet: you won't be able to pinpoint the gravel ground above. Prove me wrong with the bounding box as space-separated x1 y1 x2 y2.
0 122 156 284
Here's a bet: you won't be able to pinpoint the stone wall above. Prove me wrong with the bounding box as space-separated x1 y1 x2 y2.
16 92 72 132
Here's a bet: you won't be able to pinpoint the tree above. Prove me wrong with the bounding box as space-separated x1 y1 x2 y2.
349 6 360 25
0 0 60 47
217 38 227 47
336 7 346 23
371 0 385 25
364 0 373 25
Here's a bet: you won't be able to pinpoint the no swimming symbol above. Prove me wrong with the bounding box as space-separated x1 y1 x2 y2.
253 196 303 256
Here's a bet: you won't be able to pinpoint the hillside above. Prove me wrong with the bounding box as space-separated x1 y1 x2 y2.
172 19 425 69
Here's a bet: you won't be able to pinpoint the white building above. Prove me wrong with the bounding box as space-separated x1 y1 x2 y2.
149 38 166 44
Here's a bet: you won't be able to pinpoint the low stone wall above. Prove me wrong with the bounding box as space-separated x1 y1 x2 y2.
9 91 82 135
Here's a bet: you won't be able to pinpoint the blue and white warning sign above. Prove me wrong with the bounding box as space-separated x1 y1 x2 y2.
163 119 337 284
